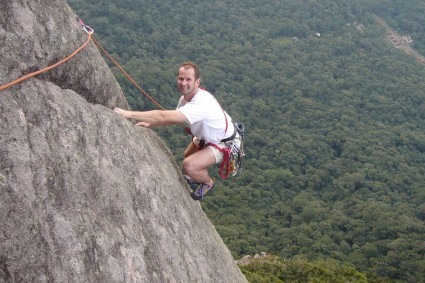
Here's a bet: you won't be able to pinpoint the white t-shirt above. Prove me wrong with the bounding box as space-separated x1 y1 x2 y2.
177 89 234 144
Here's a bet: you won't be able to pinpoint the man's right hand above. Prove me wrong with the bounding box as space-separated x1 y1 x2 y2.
113 107 129 117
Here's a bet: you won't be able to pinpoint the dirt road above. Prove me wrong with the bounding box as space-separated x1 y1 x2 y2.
374 14 425 64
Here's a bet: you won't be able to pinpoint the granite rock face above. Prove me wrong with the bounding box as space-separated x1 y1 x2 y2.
0 1 247 282
0 0 128 108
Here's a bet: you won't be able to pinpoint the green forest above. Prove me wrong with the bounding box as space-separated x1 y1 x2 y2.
67 0 425 281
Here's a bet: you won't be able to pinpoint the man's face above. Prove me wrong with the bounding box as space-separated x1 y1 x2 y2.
176 66 199 98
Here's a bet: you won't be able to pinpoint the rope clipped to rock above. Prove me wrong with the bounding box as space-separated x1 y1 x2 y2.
0 20 94 92
0 19 188 132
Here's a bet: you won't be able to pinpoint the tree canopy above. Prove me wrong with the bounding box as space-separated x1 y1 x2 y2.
68 0 425 281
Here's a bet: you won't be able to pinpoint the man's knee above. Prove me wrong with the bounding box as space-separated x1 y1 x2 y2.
182 158 192 173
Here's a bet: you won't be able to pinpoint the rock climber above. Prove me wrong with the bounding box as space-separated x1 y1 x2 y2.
114 61 236 200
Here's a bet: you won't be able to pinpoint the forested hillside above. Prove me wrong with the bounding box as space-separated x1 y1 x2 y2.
67 0 425 281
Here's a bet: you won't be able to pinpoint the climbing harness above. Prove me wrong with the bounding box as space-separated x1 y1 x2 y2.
207 122 245 179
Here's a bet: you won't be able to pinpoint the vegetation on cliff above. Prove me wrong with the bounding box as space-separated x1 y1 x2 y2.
239 254 367 283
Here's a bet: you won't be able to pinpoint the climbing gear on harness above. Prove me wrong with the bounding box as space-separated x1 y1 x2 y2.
234 122 245 153
207 122 245 179
191 181 215 200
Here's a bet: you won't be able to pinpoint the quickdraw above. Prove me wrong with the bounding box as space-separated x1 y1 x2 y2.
78 19 94 34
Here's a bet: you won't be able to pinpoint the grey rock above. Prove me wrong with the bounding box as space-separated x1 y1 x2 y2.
0 0 128 108
0 0 247 282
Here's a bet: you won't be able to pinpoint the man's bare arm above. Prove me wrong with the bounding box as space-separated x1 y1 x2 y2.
114 108 187 127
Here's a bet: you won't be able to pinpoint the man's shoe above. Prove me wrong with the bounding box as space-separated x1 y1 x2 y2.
190 182 215 200
184 174 200 190
184 174 196 184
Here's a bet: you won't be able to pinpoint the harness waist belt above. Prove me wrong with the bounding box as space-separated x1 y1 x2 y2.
220 130 236 143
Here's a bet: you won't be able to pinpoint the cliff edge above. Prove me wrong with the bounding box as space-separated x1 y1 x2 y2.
0 1 247 282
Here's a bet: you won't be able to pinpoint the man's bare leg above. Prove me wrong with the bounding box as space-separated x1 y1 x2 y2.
183 141 200 158
182 147 216 186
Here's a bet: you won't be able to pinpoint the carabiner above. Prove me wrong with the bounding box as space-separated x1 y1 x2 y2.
83 25 94 34
78 19 94 34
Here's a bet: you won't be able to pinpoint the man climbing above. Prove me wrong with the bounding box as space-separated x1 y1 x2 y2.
114 61 235 200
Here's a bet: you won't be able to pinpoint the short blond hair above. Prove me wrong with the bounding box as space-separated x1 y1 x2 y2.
179 61 200 80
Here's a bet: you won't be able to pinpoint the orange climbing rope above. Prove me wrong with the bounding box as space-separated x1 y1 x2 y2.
91 36 165 111
1 19 166 113
0 19 186 129
0 22 94 92
88 24 188 130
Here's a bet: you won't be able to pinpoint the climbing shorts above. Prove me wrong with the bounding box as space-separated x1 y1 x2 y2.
193 137 226 164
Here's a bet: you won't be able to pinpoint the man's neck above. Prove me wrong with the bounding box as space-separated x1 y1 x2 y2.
184 88 199 102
